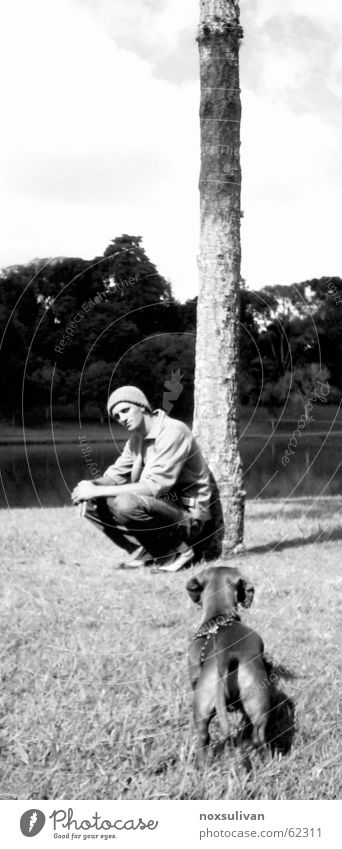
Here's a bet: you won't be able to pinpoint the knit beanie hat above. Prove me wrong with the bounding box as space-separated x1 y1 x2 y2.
107 385 152 415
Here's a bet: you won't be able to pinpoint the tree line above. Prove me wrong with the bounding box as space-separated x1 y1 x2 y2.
0 233 340 423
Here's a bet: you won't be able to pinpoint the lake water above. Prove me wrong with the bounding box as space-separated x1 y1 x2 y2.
1 435 342 508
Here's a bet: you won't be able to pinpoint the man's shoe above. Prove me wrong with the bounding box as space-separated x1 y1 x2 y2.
119 546 154 569
157 544 194 573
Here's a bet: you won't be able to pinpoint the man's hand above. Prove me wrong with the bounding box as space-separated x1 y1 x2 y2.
71 480 99 505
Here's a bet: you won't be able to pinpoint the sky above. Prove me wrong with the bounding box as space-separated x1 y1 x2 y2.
0 0 340 300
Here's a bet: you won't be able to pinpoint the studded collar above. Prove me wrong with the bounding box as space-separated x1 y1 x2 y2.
193 610 240 642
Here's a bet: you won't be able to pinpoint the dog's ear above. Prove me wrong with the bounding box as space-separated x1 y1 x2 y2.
186 575 205 605
236 577 254 608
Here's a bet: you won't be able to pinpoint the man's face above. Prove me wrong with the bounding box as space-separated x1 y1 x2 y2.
111 402 145 432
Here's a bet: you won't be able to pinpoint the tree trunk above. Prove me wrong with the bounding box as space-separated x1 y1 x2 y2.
193 0 245 553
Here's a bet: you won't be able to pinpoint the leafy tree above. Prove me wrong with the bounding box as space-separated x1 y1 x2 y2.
2 241 342 425
102 234 174 336
239 289 263 404
0 263 46 418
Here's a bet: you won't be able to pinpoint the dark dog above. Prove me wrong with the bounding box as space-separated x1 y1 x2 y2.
187 566 273 758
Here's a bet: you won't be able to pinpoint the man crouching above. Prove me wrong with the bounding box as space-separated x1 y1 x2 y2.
71 385 212 572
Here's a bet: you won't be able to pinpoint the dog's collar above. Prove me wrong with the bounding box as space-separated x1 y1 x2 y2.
193 611 240 641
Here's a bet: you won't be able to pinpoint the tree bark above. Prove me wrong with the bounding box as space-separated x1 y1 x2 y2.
193 0 245 552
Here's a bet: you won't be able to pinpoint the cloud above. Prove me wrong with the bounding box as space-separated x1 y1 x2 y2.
246 0 342 33
0 0 201 294
0 0 340 299
0 0 158 155
242 91 337 196
72 0 198 56
241 90 340 287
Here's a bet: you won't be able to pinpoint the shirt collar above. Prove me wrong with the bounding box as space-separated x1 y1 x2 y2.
143 409 166 440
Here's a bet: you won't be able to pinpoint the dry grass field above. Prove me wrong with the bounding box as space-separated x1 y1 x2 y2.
0 498 341 800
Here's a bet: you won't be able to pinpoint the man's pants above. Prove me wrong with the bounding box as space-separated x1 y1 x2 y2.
85 493 204 559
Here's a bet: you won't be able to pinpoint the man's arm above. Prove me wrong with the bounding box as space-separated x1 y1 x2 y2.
98 439 135 485
72 479 155 504
74 438 135 494
72 438 137 503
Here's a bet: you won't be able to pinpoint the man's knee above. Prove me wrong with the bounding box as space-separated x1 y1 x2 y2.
110 493 145 523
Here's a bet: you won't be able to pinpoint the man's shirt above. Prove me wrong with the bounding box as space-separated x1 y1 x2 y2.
102 409 212 521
